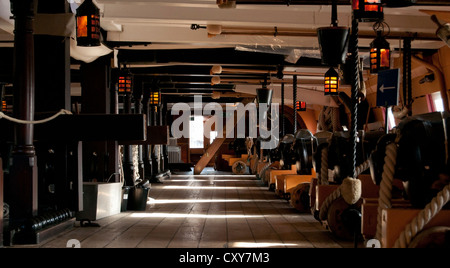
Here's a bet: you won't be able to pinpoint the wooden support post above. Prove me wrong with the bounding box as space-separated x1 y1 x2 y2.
134 91 145 181
194 137 227 175
150 105 160 181
161 101 169 172
80 56 118 183
34 0 71 113
33 0 82 214
142 89 153 180
9 0 39 240
194 98 254 175
122 93 136 187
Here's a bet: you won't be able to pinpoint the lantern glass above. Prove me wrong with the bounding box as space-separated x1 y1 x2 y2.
370 32 390 73
324 68 340 96
352 0 383 22
76 0 101 47
296 101 307 111
118 75 133 95
150 91 161 106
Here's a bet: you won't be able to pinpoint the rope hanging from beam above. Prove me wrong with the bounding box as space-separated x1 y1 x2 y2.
0 109 72 124
293 75 297 134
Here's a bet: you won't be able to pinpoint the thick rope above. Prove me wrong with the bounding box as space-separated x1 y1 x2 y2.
259 162 272 184
318 107 333 132
375 142 398 242
319 187 342 221
394 183 450 248
349 14 360 179
293 75 298 134
0 109 72 124
355 159 370 178
318 160 370 221
331 107 341 132
320 146 329 185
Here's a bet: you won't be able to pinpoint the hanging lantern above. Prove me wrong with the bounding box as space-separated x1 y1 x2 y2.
352 0 384 22
296 101 307 112
149 90 161 106
76 0 101 47
370 31 391 73
324 67 340 96
118 73 133 95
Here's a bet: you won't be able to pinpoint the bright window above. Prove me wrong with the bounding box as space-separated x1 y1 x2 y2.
189 116 204 149
387 107 396 130
431 91 445 112
210 131 218 144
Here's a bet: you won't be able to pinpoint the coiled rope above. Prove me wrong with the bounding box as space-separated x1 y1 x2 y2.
375 142 398 242
394 183 450 248
0 109 72 124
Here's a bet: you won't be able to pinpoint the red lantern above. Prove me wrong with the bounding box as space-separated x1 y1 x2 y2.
296 101 307 112
370 31 391 73
118 73 133 95
352 0 384 22
324 68 340 96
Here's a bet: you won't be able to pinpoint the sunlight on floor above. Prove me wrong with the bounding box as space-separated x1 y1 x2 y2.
130 213 266 219
228 242 299 248
147 198 285 204
162 186 266 190
165 179 258 182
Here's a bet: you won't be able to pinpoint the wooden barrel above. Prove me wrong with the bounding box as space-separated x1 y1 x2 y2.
289 183 311 213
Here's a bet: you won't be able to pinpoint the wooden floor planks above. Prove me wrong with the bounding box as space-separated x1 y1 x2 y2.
9 173 355 248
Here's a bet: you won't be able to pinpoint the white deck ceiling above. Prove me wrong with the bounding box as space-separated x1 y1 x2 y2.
96 0 449 50
1 0 450 106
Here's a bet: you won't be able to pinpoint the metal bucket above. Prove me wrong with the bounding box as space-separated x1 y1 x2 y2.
317 26 350 66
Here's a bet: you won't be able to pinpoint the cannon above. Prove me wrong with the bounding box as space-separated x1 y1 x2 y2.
366 112 450 247
370 112 450 208
312 130 383 241
314 130 384 184
278 134 296 170
292 129 317 175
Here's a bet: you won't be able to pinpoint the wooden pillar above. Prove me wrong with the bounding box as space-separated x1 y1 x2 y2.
142 86 153 180
34 0 71 112
122 92 136 187
134 87 145 181
9 0 39 235
150 105 160 179
80 56 117 182
161 100 169 172
33 0 82 213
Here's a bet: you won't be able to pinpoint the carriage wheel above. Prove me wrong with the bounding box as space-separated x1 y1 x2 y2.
232 160 247 175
